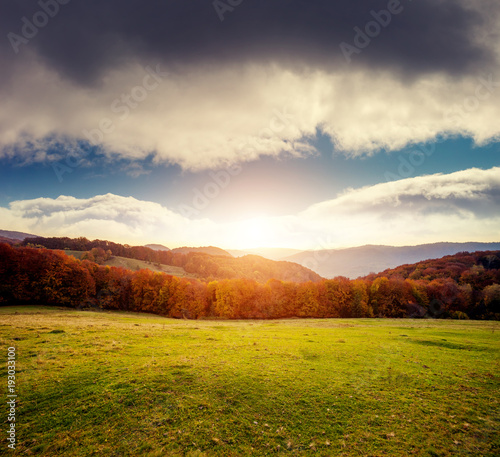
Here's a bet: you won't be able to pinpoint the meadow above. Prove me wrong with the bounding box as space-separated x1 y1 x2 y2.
1 306 499 456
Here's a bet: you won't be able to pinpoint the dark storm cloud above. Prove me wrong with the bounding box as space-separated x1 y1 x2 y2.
1 0 495 86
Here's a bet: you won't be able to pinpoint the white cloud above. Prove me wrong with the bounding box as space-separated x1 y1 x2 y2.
1 46 500 170
294 167 500 247
304 167 500 216
2 168 499 249
6 193 216 246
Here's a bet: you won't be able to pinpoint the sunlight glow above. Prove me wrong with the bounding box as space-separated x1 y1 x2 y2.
239 217 275 249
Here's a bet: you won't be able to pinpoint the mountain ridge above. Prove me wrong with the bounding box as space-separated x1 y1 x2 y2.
0 229 37 240
285 242 500 278
171 246 233 257
228 247 303 260
145 244 170 251
3 228 498 279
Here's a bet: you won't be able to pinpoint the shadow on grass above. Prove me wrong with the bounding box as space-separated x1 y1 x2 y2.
410 339 488 351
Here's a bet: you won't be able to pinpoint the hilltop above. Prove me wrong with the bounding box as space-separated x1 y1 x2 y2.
0 229 37 242
144 244 170 251
171 246 232 257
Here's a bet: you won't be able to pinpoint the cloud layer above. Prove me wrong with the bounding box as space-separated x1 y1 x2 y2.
2 0 493 83
2 167 499 249
298 166 500 247
0 0 499 170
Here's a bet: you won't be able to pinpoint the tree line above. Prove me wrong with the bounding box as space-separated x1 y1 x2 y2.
1 243 499 319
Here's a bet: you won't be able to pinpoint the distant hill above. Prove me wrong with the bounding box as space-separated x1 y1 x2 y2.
227 249 248 258
171 246 233 257
0 229 37 241
228 247 303 261
145 244 170 251
285 242 500 278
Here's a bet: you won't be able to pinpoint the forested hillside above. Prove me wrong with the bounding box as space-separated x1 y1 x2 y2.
1 243 499 320
366 251 500 282
20 237 321 283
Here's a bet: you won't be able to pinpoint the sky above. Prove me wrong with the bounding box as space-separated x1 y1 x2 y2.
0 0 499 250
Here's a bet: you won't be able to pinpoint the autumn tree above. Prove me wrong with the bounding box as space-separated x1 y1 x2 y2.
324 277 352 317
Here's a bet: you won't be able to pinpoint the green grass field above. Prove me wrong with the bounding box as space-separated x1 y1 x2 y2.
1 306 499 456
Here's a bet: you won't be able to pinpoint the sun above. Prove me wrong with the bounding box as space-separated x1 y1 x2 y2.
240 217 274 249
